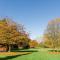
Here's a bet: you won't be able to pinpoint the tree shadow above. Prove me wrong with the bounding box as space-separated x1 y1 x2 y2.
0 53 31 60
12 49 38 52
0 49 38 60
18 50 38 52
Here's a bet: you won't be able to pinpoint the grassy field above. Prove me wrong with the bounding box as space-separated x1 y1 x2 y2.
0 48 60 60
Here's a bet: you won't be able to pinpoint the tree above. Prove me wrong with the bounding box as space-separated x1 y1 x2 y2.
0 18 30 51
29 40 38 48
18 33 30 49
44 18 60 48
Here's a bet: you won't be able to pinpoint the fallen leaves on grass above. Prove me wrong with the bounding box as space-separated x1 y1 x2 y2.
48 52 60 54
0 52 31 56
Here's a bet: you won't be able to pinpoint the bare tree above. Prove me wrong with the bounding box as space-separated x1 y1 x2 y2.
44 18 60 48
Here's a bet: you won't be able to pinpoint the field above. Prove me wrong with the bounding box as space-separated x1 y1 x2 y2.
0 48 60 60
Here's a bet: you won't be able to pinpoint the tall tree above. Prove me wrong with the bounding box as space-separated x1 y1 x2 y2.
44 18 60 48
0 18 30 51
29 40 38 48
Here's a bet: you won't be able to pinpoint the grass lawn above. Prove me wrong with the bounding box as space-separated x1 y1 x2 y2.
0 48 60 60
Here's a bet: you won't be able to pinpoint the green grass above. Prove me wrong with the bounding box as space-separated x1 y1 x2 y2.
0 48 60 60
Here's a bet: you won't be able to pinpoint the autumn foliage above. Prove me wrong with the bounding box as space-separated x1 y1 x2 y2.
0 18 30 51
44 18 60 48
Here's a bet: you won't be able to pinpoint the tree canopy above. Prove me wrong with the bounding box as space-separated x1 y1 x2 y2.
0 18 30 51
44 18 60 48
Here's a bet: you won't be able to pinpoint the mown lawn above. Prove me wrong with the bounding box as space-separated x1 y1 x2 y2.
0 48 60 60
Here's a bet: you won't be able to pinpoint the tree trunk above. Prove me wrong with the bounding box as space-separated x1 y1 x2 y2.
8 44 11 52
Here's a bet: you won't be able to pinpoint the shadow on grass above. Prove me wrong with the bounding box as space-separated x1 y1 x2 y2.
0 53 31 60
0 49 38 60
13 50 38 52
48 50 60 52
11 49 38 52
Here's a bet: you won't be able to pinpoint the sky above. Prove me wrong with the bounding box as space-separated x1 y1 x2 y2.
0 0 60 39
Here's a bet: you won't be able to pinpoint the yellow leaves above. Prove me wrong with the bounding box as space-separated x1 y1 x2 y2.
48 18 60 25
0 18 30 47
29 40 38 48
44 18 60 48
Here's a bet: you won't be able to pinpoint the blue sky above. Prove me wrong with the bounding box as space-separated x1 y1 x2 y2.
0 0 60 39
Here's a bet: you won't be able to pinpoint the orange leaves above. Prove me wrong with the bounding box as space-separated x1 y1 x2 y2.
0 18 30 46
29 40 38 48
